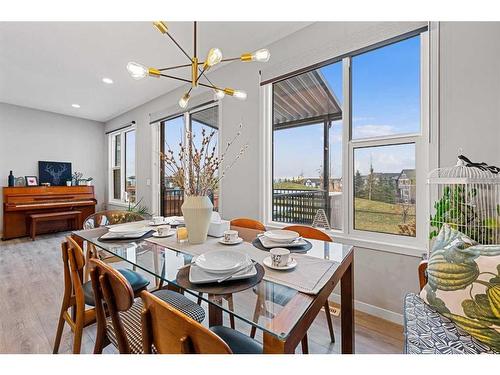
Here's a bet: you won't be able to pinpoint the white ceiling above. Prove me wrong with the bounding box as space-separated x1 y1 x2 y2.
0 22 311 122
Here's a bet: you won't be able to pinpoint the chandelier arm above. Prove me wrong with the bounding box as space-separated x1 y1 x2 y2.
159 74 193 84
165 32 192 62
220 57 241 63
159 63 193 71
198 81 222 91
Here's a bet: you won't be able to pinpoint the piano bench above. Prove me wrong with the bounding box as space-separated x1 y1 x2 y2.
28 211 82 241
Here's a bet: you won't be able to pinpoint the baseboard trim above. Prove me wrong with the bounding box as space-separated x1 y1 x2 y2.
328 293 403 325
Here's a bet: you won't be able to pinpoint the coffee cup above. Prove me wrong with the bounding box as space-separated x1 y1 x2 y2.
157 225 171 236
152 216 164 225
223 230 239 243
270 248 290 267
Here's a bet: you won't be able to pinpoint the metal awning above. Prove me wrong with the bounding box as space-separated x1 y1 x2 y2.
191 105 218 129
273 70 342 129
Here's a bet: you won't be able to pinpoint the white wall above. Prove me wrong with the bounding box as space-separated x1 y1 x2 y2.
439 22 500 167
0 102 106 231
103 21 500 322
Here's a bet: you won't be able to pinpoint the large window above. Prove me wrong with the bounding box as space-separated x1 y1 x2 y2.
160 105 219 216
272 61 343 229
270 31 426 242
109 127 136 204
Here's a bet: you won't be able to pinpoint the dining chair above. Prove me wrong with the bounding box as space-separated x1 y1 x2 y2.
230 217 266 231
82 210 145 282
141 290 263 354
53 236 150 354
89 258 206 354
249 225 335 354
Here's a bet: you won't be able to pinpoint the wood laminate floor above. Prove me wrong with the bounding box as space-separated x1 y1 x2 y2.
0 232 404 354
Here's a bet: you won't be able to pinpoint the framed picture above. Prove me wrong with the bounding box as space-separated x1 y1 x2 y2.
25 176 39 186
14 176 26 187
38 161 72 186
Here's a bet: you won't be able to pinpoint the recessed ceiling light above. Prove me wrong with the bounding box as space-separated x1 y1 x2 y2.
102 77 113 84
71 104 81 108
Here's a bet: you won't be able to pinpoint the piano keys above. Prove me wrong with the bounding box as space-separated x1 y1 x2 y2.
2 186 97 240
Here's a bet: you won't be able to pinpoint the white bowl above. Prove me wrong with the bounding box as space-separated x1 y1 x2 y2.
195 250 250 274
263 229 300 243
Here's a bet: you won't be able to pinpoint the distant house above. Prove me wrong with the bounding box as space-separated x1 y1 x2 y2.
396 169 416 204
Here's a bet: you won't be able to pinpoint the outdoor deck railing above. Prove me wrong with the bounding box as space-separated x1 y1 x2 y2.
161 188 218 217
272 189 327 224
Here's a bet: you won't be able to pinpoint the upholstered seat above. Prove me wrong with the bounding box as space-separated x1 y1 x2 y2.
83 269 150 306
210 326 263 354
106 289 206 354
403 293 497 354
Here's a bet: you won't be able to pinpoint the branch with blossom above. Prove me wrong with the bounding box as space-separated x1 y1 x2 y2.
160 123 248 196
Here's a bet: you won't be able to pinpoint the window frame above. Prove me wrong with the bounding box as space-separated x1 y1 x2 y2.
261 29 431 256
155 102 221 216
108 125 136 206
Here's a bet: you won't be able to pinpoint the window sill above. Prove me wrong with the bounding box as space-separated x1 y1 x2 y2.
107 200 129 208
264 221 426 258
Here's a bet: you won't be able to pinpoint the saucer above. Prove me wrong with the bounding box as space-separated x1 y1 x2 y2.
263 256 297 270
218 237 244 245
152 230 175 238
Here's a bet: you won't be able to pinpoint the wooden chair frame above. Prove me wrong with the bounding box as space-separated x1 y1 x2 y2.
141 291 232 354
230 218 266 231
53 237 96 354
89 258 137 354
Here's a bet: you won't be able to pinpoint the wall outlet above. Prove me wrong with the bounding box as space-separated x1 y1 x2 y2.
146 178 151 186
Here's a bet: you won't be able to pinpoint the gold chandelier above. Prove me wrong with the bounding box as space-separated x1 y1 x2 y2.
127 21 271 108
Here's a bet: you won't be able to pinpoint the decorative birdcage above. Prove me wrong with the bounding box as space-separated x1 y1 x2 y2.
427 156 500 247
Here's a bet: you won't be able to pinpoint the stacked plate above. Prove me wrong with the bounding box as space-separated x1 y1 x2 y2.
104 223 151 239
189 250 255 284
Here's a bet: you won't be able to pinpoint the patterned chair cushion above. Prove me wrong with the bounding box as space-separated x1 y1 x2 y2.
419 224 500 352
404 293 497 354
106 289 205 354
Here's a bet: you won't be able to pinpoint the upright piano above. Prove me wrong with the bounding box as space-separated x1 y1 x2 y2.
2 186 97 240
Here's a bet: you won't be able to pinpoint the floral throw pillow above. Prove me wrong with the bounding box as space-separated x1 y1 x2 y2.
420 224 500 352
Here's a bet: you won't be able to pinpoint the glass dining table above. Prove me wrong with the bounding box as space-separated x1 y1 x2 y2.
72 224 354 354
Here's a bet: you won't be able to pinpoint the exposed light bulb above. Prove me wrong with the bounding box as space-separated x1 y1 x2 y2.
102 77 113 84
205 48 223 68
179 93 190 108
251 49 270 62
214 89 225 100
71 104 81 108
233 90 247 100
127 62 148 80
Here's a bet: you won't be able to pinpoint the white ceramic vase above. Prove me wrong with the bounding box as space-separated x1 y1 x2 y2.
181 195 213 244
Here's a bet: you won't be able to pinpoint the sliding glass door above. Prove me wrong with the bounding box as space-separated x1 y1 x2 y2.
159 105 219 217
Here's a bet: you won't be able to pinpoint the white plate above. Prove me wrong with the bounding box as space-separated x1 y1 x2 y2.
152 230 176 238
148 220 170 226
195 250 250 274
108 223 149 233
263 230 300 243
218 237 244 245
263 256 297 270
189 262 256 284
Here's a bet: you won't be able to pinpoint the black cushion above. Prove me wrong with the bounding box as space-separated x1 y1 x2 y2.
210 326 263 354
83 268 150 306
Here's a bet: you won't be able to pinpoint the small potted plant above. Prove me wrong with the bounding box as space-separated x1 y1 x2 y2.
66 179 72 186
72 172 83 186
86 177 93 186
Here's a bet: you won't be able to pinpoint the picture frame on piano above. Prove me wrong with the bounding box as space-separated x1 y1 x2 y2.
38 161 72 186
25 176 39 186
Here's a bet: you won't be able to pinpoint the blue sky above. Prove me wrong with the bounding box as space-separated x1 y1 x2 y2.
274 35 420 179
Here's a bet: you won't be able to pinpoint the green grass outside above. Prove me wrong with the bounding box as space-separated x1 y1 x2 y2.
354 198 415 236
